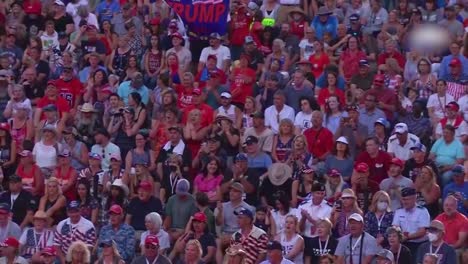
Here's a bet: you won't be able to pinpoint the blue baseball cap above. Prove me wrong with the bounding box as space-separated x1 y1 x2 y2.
374 118 390 128
452 165 465 175
67 200 80 211
410 142 426 152
235 153 248 162
234 208 253 219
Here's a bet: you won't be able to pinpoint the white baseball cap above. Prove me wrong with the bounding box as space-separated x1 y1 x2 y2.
348 213 364 223
336 136 349 145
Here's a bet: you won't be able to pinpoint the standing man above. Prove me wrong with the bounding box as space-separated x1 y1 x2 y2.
335 213 379 264
198 33 231 73
392 187 430 261
387 123 420 161
379 158 414 210
303 111 334 168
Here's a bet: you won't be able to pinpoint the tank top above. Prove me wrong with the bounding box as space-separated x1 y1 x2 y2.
130 149 150 167
9 118 27 152
17 164 38 193
70 141 86 171
55 166 76 201
45 197 67 226
113 48 131 74
280 233 304 264
275 136 294 162
242 114 254 129
416 76 435 99
147 50 162 74
217 105 236 123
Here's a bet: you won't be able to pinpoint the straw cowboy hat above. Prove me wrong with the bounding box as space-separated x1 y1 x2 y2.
267 163 292 186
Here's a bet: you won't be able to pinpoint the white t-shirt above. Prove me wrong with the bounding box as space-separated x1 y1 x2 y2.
296 200 332 238
32 141 62 168
435 119 468 140
271 208 299 235
199 45 231 68
66 1 88 18
294 111 313 132
427 93 455 119
458 95 468 121
40 32 59 52
139 230 170 250
298 39 315 60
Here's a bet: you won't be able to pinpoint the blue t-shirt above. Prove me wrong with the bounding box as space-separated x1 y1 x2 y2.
443 182 468 216
96 0 120 22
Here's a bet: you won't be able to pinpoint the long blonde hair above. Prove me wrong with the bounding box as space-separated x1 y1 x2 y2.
66 241 91 264
368 190 392 213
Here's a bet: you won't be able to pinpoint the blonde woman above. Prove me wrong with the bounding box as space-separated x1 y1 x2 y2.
364 191 394 247
66 241 91 264
183 109 210 160
264 39 290 72
308 218 338 264
331 188 363 237
274 215 304 264
94 240 125 264
38 177 67 227
414 166 441 218
181 239 204 264
272 119 295 163
287 135 313 179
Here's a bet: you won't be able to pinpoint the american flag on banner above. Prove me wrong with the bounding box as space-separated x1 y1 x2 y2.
22 228 54 258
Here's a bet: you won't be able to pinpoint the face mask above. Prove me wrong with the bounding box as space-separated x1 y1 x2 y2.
377 201 388 211
169 165 177 172
427 232 438 242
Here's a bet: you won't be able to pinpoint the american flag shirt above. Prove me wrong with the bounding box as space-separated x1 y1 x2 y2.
54 217 96 254
19 228 54 259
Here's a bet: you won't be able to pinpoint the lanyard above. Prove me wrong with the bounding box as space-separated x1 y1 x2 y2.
376 212 386 232
395 244 401 263
318 236 329 255
33 230 43 249
145 256 159 264
430 243 443 255
169 173 178 194
349 234 364 264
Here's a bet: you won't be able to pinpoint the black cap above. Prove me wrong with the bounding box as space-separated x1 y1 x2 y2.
58 31 68 38
43 104 58 112
349 13 360 22
266 241 283 251
250 112 265 119
244 136 259 145
9 175 22 183
206 134 221 142
312 181 325 192
401 187 417 197
94 127 110 138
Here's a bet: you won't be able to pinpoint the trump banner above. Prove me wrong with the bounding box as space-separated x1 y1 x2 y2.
165 0 230 39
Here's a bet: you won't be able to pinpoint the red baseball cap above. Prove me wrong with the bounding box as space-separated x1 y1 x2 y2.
207 54 217 61
193 212 207 223
0 237 19 248
193 88 202 96
449 58 461 67
149 18 160 26
390 158 404 168
108 204 123 215
446 101 460 112
139 180 153 191
355 162 369 173
171 32 183 40
47 80 56 87
41 246 57 256
373 74 385 86
0 122 10 131
145 235 159 246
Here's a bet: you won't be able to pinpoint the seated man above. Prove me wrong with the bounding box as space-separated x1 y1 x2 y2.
442 165 468 216
415 220 457 264
435 195 468 249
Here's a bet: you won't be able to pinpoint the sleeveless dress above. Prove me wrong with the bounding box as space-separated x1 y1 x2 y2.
112 48 131 76
130 149 150 167
17 164 40 194
9 118 28 152
280 233 304 264
55 166 76 201
45 197 67 226
275 136 294 162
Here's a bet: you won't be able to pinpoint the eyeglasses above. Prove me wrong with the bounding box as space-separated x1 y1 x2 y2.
145 245 157 249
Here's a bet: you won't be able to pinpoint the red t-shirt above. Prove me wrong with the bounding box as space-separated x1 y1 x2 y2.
23 0 41 15
355 150 392 184
230 67 256 104
309 53 330 78
229 15 252 46
175 85 195 111
182 104 215 128
340 50 367 81
303 127 334 159
37 96 71 120
55 78 84 108
290 20 307 40
317 88 346 107
377 51 406 68
435 212 468 245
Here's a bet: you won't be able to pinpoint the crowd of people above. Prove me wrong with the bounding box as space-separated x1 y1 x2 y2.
0 0 467 263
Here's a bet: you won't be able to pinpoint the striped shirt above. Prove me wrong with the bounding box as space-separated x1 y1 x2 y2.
231 226 268 264
54 217 96 253
19 228 54 259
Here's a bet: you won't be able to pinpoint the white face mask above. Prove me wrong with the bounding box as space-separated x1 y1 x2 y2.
377 201 388 211
427 232 438 242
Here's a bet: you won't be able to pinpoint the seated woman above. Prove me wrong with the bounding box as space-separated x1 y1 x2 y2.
308 218 338 264
183 109 210 160
324 169 349 203
75 178 99 226
0 122 17 177
51 149 78 201
414 166 441 218
270 192 299 236
193 157 223 205
33 125 62 177
287 135 313 180
323 95 348 135
274 215 304 264
100 179 129 227
125 132 156 175
160 154 188 204
108 107 137 159
62 127 89 172
291 167 315 208
38 177 67 227
140 212 171 255
324 136 354 182
272 119 295 163
16 150 43 197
